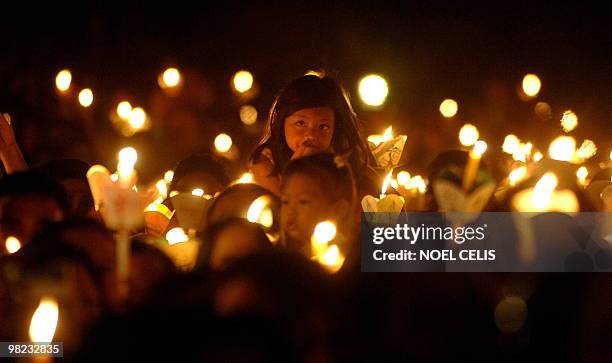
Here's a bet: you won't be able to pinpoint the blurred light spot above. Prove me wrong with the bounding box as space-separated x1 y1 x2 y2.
232 70 254 93
166 227 189 245
29 297 59 342
575 139 597 160
128 107 146 130
191 188 205 197
239 105 258 125
509 166 527 186
439 99 458 118
459 124 479 146
549 136 576 161
164 170 174 183
78 88 93 107
494 296 527 334
561 110 578 132
116 101 132 120
534 102 552 120
214 133 232 153
55 69 72 92
522 74 541 97
5 236 21 254
533 151 543 162
159 68 181 88
502 134 520 154
397 171 411 186
358 74 388 107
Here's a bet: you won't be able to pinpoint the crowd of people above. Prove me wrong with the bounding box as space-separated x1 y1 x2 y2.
0 74 610 362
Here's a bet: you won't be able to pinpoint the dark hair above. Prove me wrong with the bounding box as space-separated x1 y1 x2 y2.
281 152 357 207
0 170 70 214
251 74 373 175
170 153 230 192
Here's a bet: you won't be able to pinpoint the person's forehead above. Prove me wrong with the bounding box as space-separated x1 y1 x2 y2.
287 107 334 119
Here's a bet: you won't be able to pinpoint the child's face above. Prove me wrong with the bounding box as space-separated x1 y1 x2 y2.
283 107 335 156
280 173 338 250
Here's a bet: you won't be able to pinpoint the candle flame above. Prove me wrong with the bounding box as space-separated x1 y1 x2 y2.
397 171 411 186
531 173 558 209
381 170 393 196
55 69 72 92
155 179 168 198
472 140 488 157
166 227 189 245
548 136 576 162
459 124 479 147
5 236 22 254
311 221 337 258
367 126 394 146
533 151 544 162
29 297 59 342
502 134 520 155
575 139 597 161
237 172 254 184
509 166 528 186
191 188 205 197
164 170 174 183
247 195 272 227
318 244 345 273
576 167 588 186
560 110 578 132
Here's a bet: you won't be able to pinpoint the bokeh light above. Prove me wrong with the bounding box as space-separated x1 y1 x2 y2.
55 69 72 92
459 124 479 146
439 99 458 118
522 73 541 97
232 70 254 93
358 74 388 107
561 110 578 132
78 88 94 107
214 133 233 153
239 105 258 125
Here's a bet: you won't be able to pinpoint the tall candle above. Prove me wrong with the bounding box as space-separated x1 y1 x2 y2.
462 140 487 192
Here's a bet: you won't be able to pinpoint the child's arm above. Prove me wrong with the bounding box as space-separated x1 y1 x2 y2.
0 113 28 174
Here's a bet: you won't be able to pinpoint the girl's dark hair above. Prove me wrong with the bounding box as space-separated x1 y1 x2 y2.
251 74 373 175
281 152 357 208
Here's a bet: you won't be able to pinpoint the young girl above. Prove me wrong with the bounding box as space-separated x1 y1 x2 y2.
250 74 379 197
280 152 358 260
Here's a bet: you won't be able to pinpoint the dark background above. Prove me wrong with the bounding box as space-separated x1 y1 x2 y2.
1 2 611 182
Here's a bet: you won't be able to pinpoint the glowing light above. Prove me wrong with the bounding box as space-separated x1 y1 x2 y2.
575 139 597 160
246 195 273 228
549 136 576 162
239 105 258 125
318 244 345 273
166 227 189 245
576 167 588 186
169 190 179 198
160 68 181 88
117 147 137 187
561 110 578 132
29 297 59 342
380 170 394 197
533 151 544 162
5 236 21 254
312 221 337 248
459 124 479 147
118 147 138 166
407 175 427 193
191 188 205 197
367 126 393 146
232 70 254 93
128 107 146 130
531 173 558 209
110 174 119 182
439 99 458 118
164 170 174 183
508 166 528 186
116 101 132 120
534 102 552 119
237 172 254 184
55 69 72 92
502 134 520 155
513 142 533 162
522 73 541 97
78 88 94 107
397 171 411 186
472 140 488 157
214 133 232 153
358 74 389 107
155 179 168 198
495 296 527 334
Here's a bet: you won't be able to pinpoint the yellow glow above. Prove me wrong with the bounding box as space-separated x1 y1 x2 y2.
169 190 179 198
531 173 558 209
237 172 254 184
508 166 527 186
576 167 588 186
258 207 274 228
380 170 394 196
239 105 258 125
55 69 72 92
390 178 399 190
155 179 168 198
214 133 232 153
118 147 138 166
502 134 520 154
408 175 427 193
128 107 146 130
5 236 21 254
459 124 479 147
512 142 533 162
358 74 389 107
29 297 59 342
522 73 541 97
495 296 527 334
116 101 132 120
534 102 552 119
561 110 578 132
312 221 337 245
161 68 181 88
232 70 254 93
166 227 189 245
110 173 119 182
472 140 488 158
575 139 597 160
367 126 393 146
78 88 94 107
247 195 273 228
533 151 543 162
548 136 576 162
439 99 458 118
117 147 137 186
397 171 411 186
164 170 174 183
191 188 205 197
318 244 345 273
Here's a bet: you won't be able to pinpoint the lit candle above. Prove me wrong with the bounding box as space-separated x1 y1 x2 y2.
317 244 345 273
29 296 59 342
508 166 528 187
576 166 588 187
117 147 138 188
511 172 580 212
462 140 487 192
310 221 337 258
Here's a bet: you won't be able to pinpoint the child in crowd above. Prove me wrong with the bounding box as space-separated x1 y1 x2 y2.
280 152 358 259
250 74 379 197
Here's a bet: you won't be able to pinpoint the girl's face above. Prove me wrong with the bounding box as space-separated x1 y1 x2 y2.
283 107 335 156
280 173 339 252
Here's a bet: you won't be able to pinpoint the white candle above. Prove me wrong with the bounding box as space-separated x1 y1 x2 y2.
462 140 487 192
